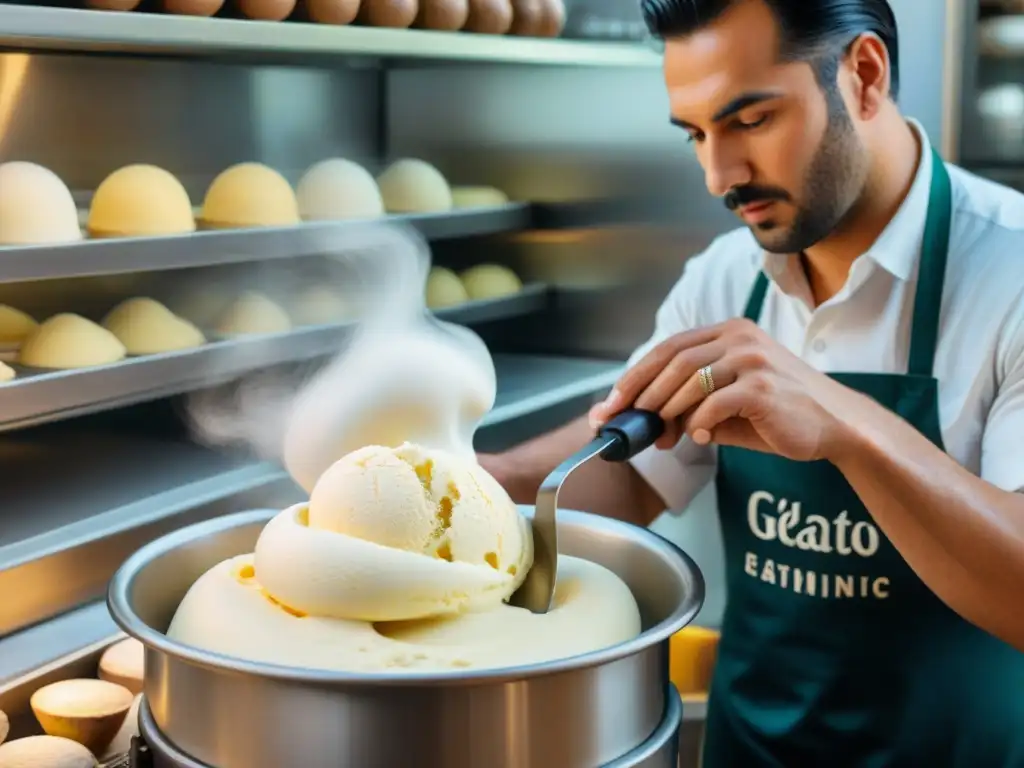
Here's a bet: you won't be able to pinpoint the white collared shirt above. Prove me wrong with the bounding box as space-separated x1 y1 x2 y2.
630 119 1024 512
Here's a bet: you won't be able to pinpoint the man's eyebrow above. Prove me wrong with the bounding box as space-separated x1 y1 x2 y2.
669 90 784 130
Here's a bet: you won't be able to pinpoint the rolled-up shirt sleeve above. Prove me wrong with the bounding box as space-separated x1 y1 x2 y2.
981 297 1024 493
627 255 718 514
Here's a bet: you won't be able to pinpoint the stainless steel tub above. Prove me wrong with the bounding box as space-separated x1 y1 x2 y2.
109 506 704 768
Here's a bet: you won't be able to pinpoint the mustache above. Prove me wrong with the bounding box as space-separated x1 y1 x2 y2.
724 185 790 210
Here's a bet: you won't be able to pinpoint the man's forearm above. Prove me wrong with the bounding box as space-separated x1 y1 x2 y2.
832 391 1024 649
480 416 666 527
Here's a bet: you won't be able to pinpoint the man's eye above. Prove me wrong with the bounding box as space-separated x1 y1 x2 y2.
686 131 705 144
737 114 769 130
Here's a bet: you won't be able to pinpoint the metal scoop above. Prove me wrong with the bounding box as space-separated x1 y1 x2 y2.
509 409 666 614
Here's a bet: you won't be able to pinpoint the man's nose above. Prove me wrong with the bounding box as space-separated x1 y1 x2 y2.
702 139 752 198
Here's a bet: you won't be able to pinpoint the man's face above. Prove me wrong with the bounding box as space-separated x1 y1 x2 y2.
663 0 869 253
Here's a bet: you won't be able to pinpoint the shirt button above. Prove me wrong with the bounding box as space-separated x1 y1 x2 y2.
812 339 827 353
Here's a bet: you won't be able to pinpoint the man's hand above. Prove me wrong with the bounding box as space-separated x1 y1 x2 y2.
590 318 858 461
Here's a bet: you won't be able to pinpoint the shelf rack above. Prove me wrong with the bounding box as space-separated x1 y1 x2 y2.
0 204 534 284
0 284 552 431
0 5 662 67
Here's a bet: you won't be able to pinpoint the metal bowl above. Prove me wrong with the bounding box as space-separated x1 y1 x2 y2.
108 506 704 768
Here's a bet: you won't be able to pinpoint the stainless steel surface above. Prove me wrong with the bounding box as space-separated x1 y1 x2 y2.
605 686 681 768
0 206 533 284
0 6 660 67
511 435 616 613
0 428 297 637
0 289 550 433
108 507 704 768
136 684 683 768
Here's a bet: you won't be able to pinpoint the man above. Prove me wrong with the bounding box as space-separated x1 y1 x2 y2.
480 0 1024 765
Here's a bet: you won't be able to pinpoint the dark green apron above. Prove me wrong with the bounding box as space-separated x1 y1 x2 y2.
703 149 1024 767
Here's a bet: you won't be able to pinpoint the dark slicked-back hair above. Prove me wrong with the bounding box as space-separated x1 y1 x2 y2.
640 0 900 100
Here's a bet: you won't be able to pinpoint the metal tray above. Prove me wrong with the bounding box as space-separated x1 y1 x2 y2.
0 285 551 432
0 205 534 285
0 6 660 68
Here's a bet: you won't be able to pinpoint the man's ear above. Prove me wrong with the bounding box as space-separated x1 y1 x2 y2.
842 32 891 119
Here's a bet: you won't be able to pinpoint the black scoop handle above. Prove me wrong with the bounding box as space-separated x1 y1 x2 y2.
597 409 666 462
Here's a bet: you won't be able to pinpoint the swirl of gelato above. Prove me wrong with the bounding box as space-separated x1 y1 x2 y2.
253 443 532 622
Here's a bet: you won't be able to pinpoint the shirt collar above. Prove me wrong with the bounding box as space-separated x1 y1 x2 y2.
761 117 935 285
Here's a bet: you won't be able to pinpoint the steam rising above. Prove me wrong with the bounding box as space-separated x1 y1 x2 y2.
183 222 497 492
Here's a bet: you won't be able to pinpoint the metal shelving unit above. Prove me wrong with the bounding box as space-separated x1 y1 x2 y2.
0 5 661 67
0 204 534 283
0 285 552 431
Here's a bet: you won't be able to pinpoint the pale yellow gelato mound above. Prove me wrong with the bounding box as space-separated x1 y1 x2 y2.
201 163 300 228
451 185 509 208
88 164 195 238
0 735 95 768
0 362 14 383
426 266 468 309
297 158 384 221
460 263 523 300
0 162 82 246
19 314 127 369
167 442 642 672
0 305 39 347
377 159 453 214
216 291 292 336
254 443 532 622
102 297 205 354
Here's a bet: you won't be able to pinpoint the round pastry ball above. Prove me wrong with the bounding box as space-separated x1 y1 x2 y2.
535 0 564 37
450 185 509 208
460 264 523 300
296 159 384 221
102 297 205 355
0 305 39 347
201 163 300 229
358 0 418 27
415 0 469 30
88 164 195 238
508 0 543 35
30 679 134 756
290 287 352 326
305 0 359 22
426 266 469 309
19 314 127 370
236 0 297 20
87 0 142 10
0 162 81 246
216 292 292 337
164 0 225 15
98 638 145 695
377 159 453 214
464 0 512 33
0 735 95 768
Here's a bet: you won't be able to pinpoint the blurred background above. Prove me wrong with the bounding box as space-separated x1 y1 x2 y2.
0 0 1017 762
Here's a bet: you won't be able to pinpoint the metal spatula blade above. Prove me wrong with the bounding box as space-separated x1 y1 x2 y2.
509 409 665 614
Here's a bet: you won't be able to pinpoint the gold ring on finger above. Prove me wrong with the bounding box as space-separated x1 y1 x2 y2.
698 365 716 396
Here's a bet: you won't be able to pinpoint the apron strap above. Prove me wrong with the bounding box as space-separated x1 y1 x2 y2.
907 148 953 378
743 271 771 322
740 148 953 378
